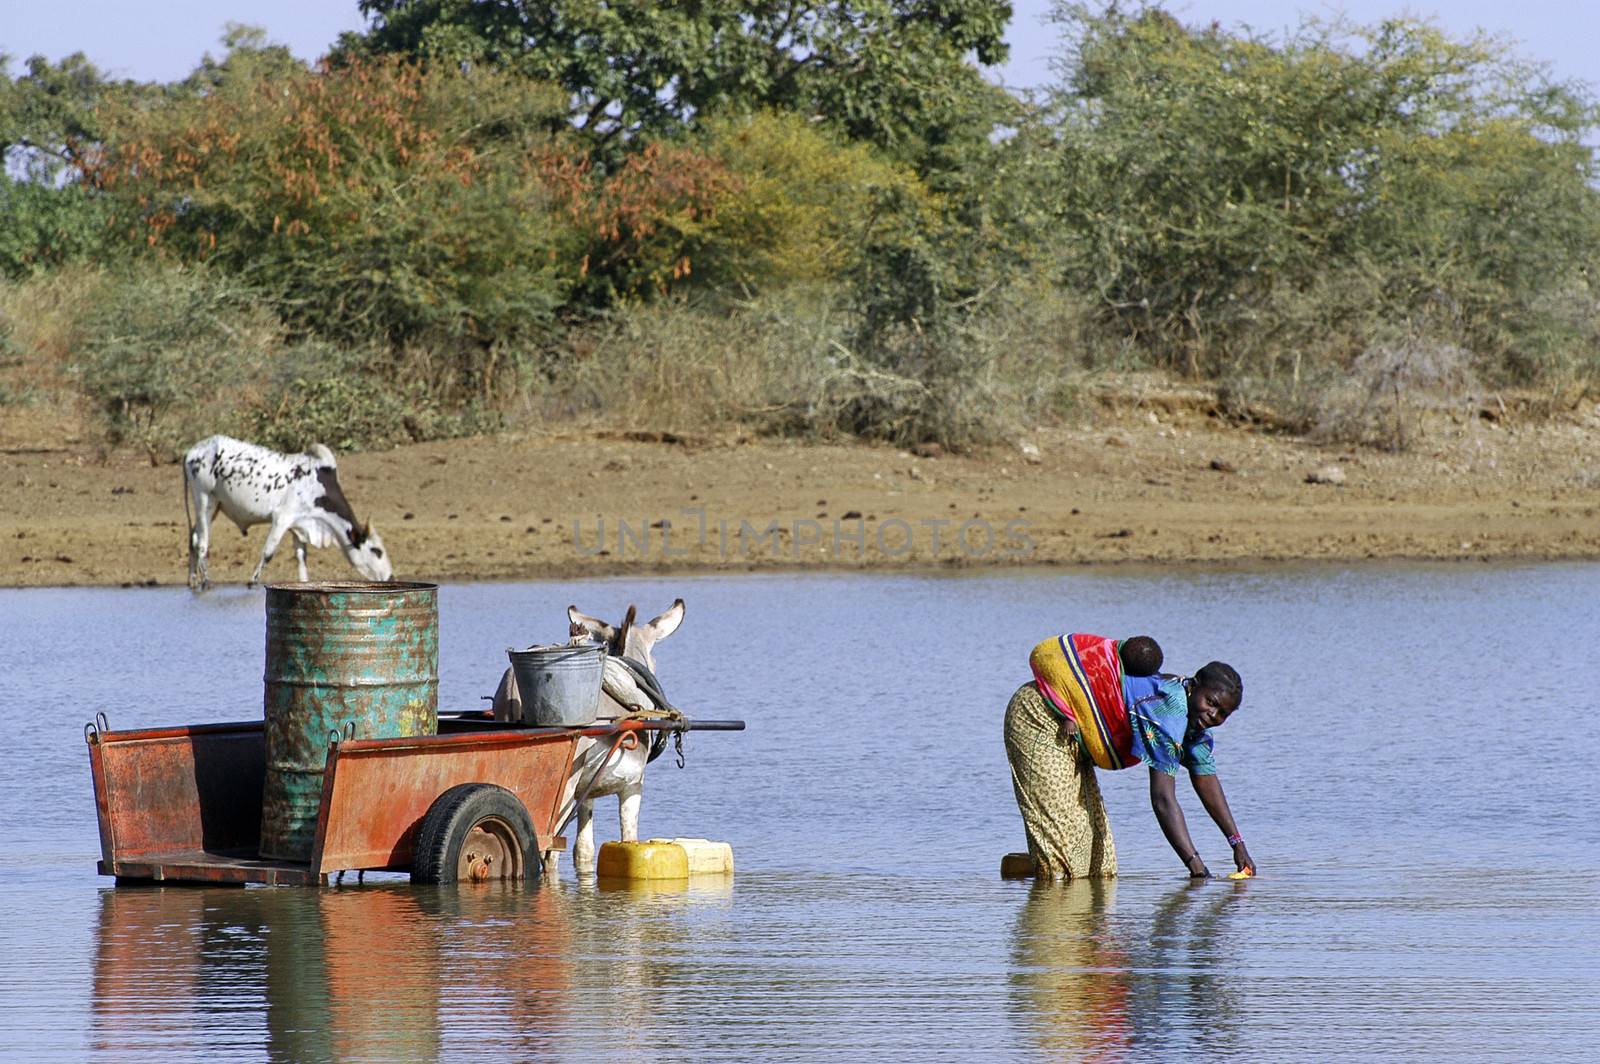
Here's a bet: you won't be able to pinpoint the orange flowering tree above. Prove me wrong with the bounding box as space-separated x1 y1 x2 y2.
80 55 735 380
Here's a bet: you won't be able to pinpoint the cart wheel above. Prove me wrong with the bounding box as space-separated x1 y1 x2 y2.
412 783 540 885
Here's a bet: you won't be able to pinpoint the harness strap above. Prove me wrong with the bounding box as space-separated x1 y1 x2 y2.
610 655 687 766
559 730 630 833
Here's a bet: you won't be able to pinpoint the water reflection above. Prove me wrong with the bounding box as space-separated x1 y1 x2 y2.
92 888 217 1056
579 877 732 1055
93 884 451 1062
89 875 747 1061
30 565 1600 1060
418 881 575 1056
1008 879 1131 1059
1127 883 1248 1055
312 886 443 1063
1009 879 1250 1058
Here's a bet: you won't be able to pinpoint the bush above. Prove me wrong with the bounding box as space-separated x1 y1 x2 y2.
57 263 494 459
0 267 100 402
0 180 116 278
1022 4 1600 387
689 111 934 292
82 56 583 388
550 139 738 304
66 265 279 458
532 287 850 432
244 341 498 453
529 278 1096 450
1308 334 1480 450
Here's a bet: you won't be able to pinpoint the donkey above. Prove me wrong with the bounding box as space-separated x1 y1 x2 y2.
492 599 685 874
183 435 392 591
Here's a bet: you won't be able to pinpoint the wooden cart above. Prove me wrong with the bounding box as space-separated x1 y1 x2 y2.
84 713 743 886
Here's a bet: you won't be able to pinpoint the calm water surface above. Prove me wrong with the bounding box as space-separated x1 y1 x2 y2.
1 565 1597 1061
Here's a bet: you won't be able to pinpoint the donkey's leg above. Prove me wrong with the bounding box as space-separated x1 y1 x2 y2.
618 781 643 843
572 799 597 872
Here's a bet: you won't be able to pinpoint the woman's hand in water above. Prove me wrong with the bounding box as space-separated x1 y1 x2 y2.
1232 841 1255 876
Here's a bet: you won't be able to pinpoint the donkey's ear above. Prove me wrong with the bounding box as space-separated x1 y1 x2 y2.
643 598 685 641
568 605 614 641
612 605 637 654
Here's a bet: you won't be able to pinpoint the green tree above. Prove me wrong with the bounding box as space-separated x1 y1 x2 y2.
1021 3 1600 381
0 52 137 274
342 0 1014 171
175 23 311 96
688 110 932 290
0 177 113 276
1 51 117 180
82 55 583 360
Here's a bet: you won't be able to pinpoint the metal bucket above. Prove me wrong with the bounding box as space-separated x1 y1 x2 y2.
260 581 438 862
507 642 605 726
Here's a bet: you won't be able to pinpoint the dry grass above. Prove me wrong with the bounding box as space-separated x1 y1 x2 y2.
517 282 1101 450
0 267 105 402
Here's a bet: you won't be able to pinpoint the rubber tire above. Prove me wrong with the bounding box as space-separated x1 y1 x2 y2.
411 783 540 885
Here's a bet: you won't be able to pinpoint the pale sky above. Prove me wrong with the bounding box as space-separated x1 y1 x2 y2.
2 1 1595 93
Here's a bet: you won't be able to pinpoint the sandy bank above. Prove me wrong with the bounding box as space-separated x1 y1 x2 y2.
3 398 1598 588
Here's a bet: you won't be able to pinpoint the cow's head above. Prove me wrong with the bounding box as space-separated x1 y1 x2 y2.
344 521 393 582
568 598 684 672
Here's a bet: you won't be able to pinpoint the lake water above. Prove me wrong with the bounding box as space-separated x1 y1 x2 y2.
1 565 1597 1061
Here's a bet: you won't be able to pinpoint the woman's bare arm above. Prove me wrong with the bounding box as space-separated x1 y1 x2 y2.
1149 769 1209 877
1190 771 1255 873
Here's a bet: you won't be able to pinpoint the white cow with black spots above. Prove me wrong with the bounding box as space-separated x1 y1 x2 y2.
183 435 393 591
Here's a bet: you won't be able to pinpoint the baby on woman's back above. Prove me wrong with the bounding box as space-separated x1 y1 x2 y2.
1119 635 1164 677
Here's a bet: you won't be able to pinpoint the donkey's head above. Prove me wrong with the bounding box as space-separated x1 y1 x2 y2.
568 598 684 671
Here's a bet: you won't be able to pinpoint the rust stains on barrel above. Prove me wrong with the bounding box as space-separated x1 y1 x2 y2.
260 581 438 863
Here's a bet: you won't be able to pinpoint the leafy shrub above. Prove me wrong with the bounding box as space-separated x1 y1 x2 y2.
837 177 1087 448
79 50 747 390
245 341 498 453
56 262 494 457
547 139 738 303
81 56 582 384
689 111 934 291
0 180 116 277
67 265 278 459
1022 5 1600 386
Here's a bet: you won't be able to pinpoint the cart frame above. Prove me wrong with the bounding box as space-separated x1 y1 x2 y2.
84 714 739 886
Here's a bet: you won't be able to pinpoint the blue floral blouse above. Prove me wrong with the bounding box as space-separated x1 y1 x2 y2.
1120 674 1217 776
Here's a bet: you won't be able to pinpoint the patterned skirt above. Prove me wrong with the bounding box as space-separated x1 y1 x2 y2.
1003 682 1118 879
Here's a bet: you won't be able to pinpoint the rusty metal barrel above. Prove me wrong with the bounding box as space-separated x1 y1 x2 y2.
260 581 439 863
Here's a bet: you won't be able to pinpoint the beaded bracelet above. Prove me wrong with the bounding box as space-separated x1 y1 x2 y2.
1226 833 1244 847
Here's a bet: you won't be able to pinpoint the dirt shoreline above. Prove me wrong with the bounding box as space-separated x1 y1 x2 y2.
3 397 1599 588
